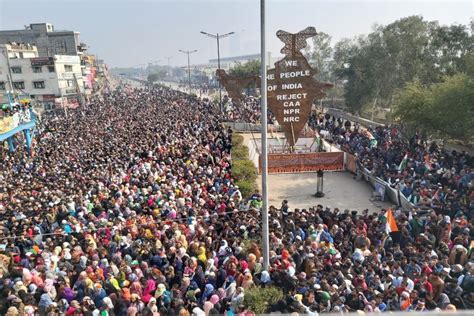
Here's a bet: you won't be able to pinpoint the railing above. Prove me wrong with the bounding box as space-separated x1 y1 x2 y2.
355 161 414 211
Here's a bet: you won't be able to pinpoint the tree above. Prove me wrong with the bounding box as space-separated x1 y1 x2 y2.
335 16 473 115
304 31 334 83
229 60 261 77
228 60 261 94
394 73 474 143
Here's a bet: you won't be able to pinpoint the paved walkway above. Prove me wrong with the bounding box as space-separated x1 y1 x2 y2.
257 171 395 213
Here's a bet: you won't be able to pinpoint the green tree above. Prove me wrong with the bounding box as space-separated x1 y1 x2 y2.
304 31 334 83
229 60 261 77
338 16 472 114
394 73 474 143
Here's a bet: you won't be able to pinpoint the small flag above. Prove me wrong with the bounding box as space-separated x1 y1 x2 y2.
424 155 432 171
398 153 408 171
385 209 399 234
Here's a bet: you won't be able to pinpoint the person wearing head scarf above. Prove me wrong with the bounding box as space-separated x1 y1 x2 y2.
129 280 143 298
147 297 159 314
201 283 215 304
62 286 75 303
142 279 157 303
198 245 208 264
224 275 236 299
241 271 254 289
260 270 271 286
400 291 412 311
92 283 107 309
44 279 57 300
38 292 55 315
102 296 115 315
230 287 244 310
122 288 131 302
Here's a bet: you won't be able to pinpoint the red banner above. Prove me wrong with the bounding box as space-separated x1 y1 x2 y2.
260 152 344 174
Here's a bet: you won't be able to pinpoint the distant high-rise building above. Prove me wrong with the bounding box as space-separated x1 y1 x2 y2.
0 23 87 57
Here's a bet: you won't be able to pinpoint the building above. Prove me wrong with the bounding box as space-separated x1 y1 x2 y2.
0 23 87 57
208 52 279 69
0 43 85 109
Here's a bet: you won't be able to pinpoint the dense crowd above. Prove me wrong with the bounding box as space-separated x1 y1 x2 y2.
1 102 33 120
223 96 275 125
0 86 473 316
311 113 473 219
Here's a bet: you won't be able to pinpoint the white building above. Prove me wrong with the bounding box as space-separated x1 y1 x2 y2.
0 43 84 109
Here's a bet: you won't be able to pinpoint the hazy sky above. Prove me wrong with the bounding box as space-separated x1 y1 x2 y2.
0 0 472 68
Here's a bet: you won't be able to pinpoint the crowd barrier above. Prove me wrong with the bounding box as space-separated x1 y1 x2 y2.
356 161 414 211
326 107 386 128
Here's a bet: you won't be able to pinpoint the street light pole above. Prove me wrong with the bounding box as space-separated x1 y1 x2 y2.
200 30 235 112
260 0 269 271
179 50 197 95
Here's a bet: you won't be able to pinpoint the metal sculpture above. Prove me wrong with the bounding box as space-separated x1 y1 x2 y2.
216 69 260 104
267 26 332 147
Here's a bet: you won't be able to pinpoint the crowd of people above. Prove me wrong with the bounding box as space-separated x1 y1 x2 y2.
0 85 472 316
223 96 275 125
1 101 33 121
311 113 473 220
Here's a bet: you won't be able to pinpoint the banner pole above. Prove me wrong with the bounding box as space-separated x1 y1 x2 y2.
260 0 270 271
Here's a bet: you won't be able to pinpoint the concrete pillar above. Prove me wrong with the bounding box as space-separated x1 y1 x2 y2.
7 137 15 152
23 129 32 150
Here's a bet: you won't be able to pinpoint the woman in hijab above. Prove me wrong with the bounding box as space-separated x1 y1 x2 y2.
241 271 254 289
201 283 215 304
230 287 244 311
142 279 157 303
147 297 159 315
224 276 236 299
259 270 271 287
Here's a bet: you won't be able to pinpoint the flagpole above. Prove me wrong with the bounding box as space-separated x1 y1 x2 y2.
260 0 270 271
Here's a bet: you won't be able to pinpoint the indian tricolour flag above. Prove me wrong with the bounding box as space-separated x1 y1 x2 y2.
398 153 408 171
385 209 399 234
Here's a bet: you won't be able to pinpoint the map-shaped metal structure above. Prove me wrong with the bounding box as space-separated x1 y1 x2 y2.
267 26 333 147
217 69 260 104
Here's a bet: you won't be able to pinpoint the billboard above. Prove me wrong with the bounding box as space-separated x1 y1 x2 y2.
31 57 54 66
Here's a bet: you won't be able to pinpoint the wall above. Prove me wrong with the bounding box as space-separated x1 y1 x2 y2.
4 59 60 97
54 55 84 95
0 28 79 57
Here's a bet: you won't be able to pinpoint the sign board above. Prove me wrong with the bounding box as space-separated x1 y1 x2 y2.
31 57 54 66
267 27 332 147
259 152 344 174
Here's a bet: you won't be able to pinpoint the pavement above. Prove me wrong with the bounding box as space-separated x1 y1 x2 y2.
257 171 395 213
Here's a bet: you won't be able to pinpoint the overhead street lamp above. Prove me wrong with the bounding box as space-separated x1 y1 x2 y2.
200 31 235 112
179 49 197 95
